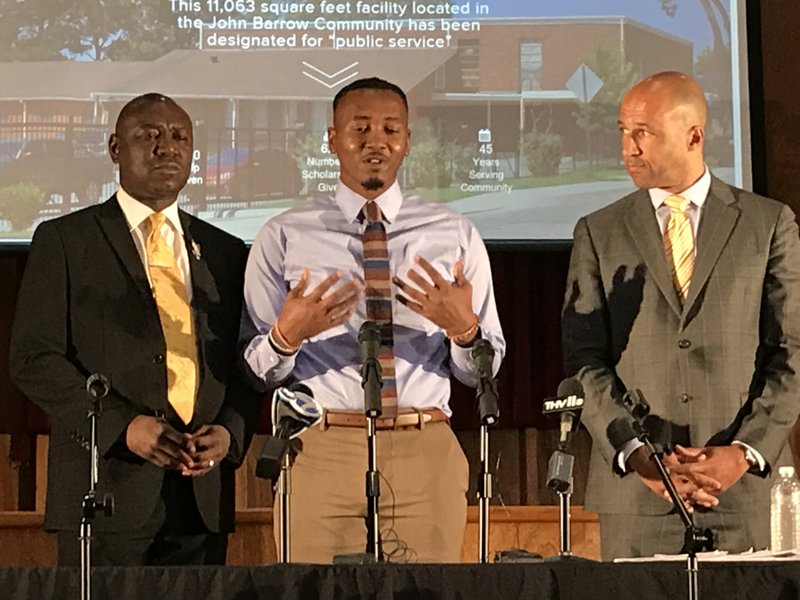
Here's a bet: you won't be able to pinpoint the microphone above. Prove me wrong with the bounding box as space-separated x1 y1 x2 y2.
256 383 322 481
86 373 109 399
622 388 650 422
359 321 383 418
270 383 322 439
471 339 499 425
543 378 584 493
542 378 584 449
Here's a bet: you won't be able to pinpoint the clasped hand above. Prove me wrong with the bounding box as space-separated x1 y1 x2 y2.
629 444 750 510
126 415 231 477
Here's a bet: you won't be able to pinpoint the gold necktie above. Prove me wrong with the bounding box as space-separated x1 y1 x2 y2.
663 195 694 302
146 212 197 424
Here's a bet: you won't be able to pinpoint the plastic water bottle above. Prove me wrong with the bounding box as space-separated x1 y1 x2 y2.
770 466 800 551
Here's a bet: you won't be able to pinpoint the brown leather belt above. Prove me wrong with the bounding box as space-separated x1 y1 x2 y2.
322 408 448 430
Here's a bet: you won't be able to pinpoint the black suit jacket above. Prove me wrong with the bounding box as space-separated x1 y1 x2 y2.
10 196 260 533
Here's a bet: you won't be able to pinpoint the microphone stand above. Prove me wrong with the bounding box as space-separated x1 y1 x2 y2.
472 339 499 564
546 444 576 556
256 385 321 563
80 375 115 600
623 393 714 600
361 322 383 562
278 449 292 563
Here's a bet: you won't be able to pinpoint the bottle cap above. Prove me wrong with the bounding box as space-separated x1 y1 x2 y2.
778 466 795 478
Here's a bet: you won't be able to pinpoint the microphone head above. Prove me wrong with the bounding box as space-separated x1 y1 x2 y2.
288 382 313 397
271 385 323 438
622 389 650 420
358 320 381 343
470 338 494 360
86 373 109 399
556 377 583 399
542 378 584 415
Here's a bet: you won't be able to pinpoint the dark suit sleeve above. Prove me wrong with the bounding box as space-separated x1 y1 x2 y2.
735 203 800 468
212 240 262 466
9 220 140 456
562 217 638 466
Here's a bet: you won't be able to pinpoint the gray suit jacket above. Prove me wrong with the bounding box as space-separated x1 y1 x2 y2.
562 176 800 524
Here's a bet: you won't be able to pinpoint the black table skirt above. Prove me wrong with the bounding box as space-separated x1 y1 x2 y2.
4 560 800 600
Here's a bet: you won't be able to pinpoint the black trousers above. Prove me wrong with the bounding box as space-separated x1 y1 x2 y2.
57 470 227 566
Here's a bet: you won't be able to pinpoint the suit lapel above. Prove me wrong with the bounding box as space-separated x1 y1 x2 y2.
180 211 218 423
179 211 216 320
95 195 154 305
682 176 740 317
624 191 683 317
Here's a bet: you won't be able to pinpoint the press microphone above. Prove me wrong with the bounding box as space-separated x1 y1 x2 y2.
359 320 382 418
622 388 650 422
471 338 499 425
542 378 584 450
271 383 322 438
86 373 109 399
256 383 322 481
543 378 584 493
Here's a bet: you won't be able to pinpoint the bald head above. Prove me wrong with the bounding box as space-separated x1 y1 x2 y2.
627 71 707 129
617 71 707 193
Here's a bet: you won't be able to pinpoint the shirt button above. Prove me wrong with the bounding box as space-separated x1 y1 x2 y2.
153 354 165 364
678 339 691 349
679 393 692 403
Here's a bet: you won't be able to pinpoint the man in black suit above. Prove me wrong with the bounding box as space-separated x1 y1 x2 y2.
10 93 259 566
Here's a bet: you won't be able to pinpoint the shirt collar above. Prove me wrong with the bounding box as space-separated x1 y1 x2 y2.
648 167 711 211
333 179 403 224
116 187 184 235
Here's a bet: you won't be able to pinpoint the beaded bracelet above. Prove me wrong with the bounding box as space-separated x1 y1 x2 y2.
447 316 480 347
268 323 301 356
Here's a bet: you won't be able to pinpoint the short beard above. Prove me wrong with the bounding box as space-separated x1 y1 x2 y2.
361 177 384 192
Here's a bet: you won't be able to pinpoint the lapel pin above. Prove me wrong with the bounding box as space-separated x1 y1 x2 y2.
191 240 202 260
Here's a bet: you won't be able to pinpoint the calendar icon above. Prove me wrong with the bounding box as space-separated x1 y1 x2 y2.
477 128 492 143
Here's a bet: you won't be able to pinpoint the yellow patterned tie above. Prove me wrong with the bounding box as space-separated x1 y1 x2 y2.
146 212 197 424
663 195 695 302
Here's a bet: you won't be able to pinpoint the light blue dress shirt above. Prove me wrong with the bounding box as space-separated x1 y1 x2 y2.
243 180 505 416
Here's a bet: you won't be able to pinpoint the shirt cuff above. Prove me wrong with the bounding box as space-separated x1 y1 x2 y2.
244 333 296 385
732 440 767 474
616 438 644 473
451 336 475 374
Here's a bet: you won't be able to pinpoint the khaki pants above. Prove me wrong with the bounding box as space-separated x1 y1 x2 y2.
275 421 469 563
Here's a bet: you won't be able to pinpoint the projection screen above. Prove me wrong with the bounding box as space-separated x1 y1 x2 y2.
0 0 750 243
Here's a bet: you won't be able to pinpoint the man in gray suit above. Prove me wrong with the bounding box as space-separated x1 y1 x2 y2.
562 71 800 559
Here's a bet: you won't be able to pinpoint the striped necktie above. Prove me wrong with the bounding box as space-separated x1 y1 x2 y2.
146 212 198 424
663 195 695 302
362 201 397 417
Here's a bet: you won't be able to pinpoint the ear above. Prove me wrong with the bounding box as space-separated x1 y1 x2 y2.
326 126 337 155
108 134 120 164
405 129 411 156
688 125 704 152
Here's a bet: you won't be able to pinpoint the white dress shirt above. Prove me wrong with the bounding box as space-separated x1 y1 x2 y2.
116 187 192 299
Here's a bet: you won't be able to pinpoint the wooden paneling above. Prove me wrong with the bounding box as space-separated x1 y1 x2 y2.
0 506 600 566
0 436 18 511
0 512 56 566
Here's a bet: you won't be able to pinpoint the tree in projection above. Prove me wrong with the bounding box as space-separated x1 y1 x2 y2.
572 43 640 167
0 0 195 61
659 0 734 167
